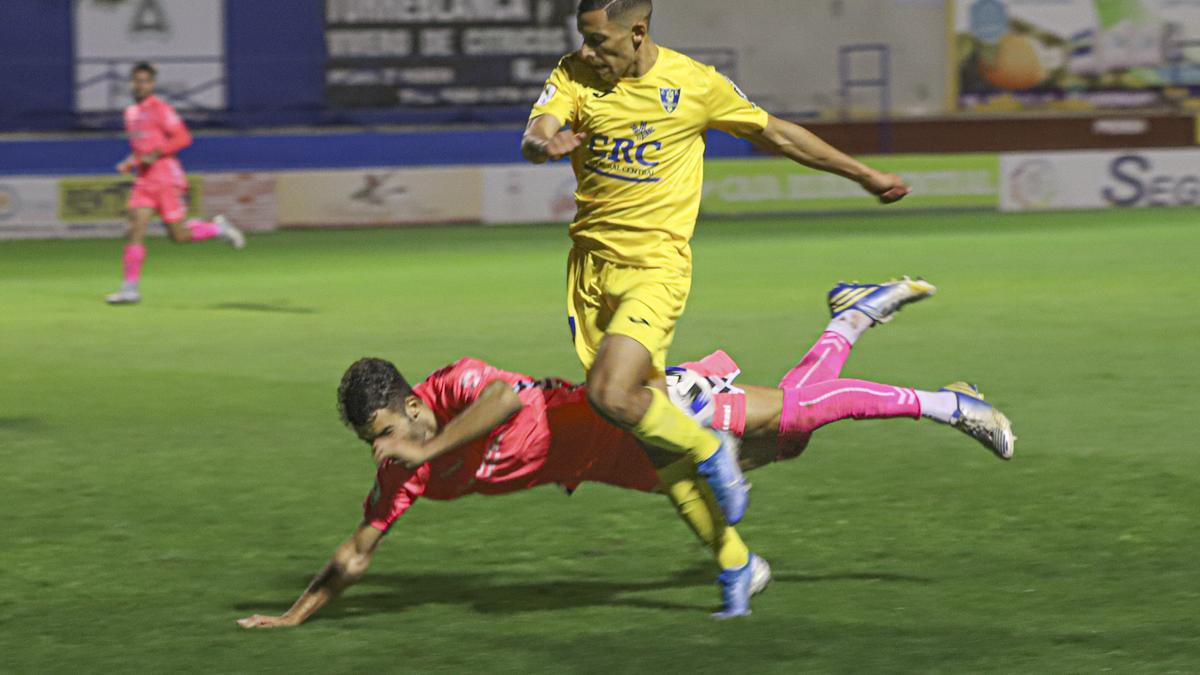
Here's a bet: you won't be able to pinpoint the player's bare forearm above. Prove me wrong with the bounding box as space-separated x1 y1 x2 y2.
237 526 381 629
160 125 192 155
521 115 558 163
522 115 584 164
373 380 524 468
740 384 784 439
428 380 523 454
748 115 911 204
731 385 793 472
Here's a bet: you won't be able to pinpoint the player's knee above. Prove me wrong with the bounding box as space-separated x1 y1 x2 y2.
166 228 189 243
587 377 640 426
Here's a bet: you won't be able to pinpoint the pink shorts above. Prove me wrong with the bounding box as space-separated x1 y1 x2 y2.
128 180 186 223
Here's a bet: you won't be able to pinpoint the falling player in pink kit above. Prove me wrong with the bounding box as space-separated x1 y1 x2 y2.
105 62 245 305
237 279 1016 627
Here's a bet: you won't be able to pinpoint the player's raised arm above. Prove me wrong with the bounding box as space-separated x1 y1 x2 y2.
237 524 382 629
522 58 585 164
157 105 193 156
373 379 524 468
704 68 910 205
747 115 911 204
522 114 585 164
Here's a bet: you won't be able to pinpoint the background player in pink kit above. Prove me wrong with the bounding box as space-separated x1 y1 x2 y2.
237 279 1015 627
106 62 245 305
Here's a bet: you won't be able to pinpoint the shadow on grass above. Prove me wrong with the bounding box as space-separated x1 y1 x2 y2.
235 565 931 620
209 302 318 315
0 416 45 431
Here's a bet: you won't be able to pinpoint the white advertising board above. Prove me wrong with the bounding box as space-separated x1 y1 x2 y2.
277 167 483 227
203 173 278 232
481 164 577 225
1001 149 1200 211
74 0 227 112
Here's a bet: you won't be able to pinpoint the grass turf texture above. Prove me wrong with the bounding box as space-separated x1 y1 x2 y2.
2 210 1198 673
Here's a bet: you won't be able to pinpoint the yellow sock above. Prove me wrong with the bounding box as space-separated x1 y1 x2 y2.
657 458 750 570
634 387 720 464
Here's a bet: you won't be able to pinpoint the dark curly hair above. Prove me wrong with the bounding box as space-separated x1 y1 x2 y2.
578 0 651 21
131 62 157 78
337 358 414 428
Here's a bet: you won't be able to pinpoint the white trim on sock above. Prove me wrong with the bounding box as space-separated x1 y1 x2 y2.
915 391 958 424
825 311 871 345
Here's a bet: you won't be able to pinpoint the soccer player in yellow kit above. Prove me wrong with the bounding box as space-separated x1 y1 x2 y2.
521 0 912 617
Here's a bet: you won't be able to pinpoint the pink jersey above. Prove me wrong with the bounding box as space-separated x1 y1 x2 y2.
123 95 191 187
364 358 556 532
363 358 662 533
361 353 748 533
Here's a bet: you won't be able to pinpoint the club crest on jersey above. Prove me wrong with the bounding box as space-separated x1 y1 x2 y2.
659 87 681 114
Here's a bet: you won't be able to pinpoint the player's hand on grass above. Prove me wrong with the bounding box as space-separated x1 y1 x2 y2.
861 171 911 204
373 436 428 469
542 130 586 161
237 614 299 629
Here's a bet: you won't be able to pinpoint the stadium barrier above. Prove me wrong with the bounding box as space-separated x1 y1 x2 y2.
276 168 482 228
0 172 277 240
5 149 1199 240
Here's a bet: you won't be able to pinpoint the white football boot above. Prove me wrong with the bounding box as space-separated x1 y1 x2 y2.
215 215 246 250
941 382 1016 460
827 276 937 324
105 284 141 305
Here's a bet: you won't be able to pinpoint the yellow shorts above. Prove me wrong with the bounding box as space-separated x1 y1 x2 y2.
566 247 691 374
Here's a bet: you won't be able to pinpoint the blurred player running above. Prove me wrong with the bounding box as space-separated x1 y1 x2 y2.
236 280 1016 627
105 62 244 305
521 0 913 613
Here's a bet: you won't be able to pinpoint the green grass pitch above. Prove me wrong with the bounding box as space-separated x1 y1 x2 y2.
2 210 1198 673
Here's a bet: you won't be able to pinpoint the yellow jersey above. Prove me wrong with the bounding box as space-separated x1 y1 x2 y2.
529 46 768 271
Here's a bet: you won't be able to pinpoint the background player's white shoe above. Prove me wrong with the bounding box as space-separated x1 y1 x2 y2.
215 215 245 250
105 286 141 305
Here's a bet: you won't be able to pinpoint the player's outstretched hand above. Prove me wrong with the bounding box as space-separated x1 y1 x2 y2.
116 159 134 175
139 150 161 166
862 171 912 204
237 614 298 629
545 130 586 161
373 436 428 469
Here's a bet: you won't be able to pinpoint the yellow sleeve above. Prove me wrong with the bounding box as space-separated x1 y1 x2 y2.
529 61 579 127
705 67 769 137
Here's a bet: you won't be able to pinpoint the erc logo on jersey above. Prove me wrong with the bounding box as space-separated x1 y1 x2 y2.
586 131 663 183
659 87 681 114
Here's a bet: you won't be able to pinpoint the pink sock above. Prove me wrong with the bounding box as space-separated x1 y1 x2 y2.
185 219 220 241
780 379 921 437
122 244 146 285
780 332 853 389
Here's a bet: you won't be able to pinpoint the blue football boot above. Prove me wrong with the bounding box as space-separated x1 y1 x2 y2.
695 431 750 525
827 276 937 324
941 382 1016 460
712 554 772 620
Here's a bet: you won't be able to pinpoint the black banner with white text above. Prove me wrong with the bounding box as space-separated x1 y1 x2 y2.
325 0 575 108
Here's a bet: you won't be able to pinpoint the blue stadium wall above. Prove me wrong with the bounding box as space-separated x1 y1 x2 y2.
0 0 544 132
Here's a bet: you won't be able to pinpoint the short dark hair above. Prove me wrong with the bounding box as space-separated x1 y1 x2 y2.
337 358 414 428
577 0 652 22
131 62 157 78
